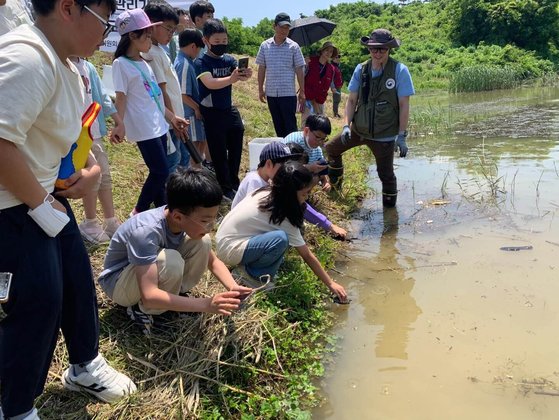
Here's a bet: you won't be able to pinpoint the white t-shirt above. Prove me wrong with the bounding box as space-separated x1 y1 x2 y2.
72 57 101 139
0 25 85 209
231 171 269 209
112 57 168 142
216 190 306 265
143 44 184 119
0 0 33 36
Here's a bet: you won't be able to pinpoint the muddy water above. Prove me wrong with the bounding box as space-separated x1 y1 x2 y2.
314 87 559 419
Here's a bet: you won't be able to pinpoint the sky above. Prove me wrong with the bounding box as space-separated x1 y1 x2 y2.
210 0 395 27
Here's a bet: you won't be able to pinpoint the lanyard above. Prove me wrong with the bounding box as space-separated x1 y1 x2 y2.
123 57 164 115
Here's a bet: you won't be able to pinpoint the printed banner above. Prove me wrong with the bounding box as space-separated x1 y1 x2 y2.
101 0 193 53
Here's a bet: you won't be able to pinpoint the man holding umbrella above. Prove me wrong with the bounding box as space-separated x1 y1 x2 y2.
255 12 306 137
325 28 414 208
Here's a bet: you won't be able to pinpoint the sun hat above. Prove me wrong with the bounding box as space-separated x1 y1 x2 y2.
360 28 401 49
318 41 339 58
274 12 292 27
259 141 300 165
115 8 162 36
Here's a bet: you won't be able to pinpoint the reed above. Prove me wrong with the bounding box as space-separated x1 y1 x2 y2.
449 65 523 93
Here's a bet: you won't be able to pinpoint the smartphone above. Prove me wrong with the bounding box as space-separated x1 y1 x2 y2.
0 272 13 303
238 57 249 71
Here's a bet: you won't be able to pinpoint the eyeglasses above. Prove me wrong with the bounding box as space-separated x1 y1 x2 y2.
180 213 215 232
368 47 388 54
83 4 113 38
312 131 328 142
161 24 178 35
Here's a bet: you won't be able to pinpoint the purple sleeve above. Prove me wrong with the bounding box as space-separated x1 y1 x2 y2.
304 203 332 231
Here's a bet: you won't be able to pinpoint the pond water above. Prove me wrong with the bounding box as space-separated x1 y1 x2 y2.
314 86 559 419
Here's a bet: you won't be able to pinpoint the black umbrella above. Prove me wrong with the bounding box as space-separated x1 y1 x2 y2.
288 16 337 47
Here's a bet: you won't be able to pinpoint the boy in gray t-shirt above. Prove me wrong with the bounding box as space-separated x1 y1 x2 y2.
98 167 250 335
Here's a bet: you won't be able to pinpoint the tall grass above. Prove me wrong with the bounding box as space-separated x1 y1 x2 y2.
449 65 523 93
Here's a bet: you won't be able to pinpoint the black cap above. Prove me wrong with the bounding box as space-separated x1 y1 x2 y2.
274 12 292 27
259 141 300 165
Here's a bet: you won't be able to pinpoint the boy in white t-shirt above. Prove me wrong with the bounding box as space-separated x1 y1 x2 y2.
0 0 136 417
143 2 189 173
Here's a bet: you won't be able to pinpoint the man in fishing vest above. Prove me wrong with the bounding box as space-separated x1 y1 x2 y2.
325 28 414 207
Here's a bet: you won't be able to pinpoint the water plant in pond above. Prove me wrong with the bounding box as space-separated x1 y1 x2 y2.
449 65 523 93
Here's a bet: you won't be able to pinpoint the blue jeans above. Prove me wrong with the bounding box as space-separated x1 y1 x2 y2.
136 133 169 212
166 130 181 174
240 230 289 279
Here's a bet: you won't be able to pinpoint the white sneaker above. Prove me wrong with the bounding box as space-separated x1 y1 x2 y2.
79 219 110 244
62 354 137 403
103 217 121 238
232 266 275 291
2 408 40 420
22 408 40 419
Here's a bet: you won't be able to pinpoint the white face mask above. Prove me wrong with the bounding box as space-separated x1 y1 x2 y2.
27 196 70 237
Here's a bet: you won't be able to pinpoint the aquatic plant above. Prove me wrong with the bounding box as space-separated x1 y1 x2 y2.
449 65 524 93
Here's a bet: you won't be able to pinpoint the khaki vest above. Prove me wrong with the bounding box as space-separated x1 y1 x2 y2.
352 58 400 139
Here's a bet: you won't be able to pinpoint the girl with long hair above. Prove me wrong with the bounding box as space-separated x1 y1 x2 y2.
216 161 347 301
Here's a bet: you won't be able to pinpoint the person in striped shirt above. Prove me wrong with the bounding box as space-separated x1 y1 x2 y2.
255 12 306 138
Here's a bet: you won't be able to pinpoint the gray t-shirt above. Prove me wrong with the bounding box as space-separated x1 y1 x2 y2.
98 206 185 297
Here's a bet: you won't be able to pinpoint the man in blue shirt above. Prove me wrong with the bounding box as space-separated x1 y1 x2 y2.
325 28 415 208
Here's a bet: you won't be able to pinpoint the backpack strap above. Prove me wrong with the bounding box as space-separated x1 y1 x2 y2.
359 59 371 105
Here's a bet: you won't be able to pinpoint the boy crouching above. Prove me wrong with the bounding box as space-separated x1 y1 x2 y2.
98 167 251 335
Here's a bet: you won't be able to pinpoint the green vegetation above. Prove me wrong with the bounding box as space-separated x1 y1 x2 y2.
449 64 523 92
226 0 559 92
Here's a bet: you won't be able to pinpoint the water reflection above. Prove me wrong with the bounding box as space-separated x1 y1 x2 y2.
358 208 422 361
412 85 559 167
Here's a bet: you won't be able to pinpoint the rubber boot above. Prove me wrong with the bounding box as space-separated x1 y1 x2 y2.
382 191 397 208
328 164 344 188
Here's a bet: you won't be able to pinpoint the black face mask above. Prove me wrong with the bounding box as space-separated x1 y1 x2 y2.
209 43 228 56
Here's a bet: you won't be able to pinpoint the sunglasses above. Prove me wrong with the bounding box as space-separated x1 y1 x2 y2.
368 47 389 54
82 4 113 38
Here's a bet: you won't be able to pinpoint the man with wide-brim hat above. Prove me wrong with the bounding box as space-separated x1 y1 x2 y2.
325 28 414 208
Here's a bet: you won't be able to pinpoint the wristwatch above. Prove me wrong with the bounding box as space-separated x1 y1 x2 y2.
398 130 408 137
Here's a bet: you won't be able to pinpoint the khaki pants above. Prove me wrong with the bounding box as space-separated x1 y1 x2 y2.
112 235 211 315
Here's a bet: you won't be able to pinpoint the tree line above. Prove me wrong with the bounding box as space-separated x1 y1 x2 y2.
224 0 559 90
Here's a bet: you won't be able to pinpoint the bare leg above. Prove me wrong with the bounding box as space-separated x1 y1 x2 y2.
82 191 98 220
98 189 115 219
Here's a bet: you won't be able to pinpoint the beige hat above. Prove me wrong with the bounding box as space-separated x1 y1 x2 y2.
318 41 339 58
